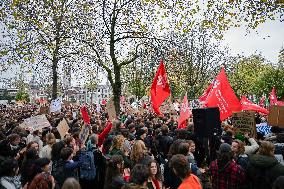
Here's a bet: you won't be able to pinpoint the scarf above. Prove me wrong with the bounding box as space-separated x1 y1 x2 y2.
1 176 22 189
152 178 160 189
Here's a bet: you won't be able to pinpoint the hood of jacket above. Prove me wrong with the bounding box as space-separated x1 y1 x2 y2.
249 154 279 169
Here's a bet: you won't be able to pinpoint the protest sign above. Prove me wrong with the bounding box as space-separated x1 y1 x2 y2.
231 111 256 138
106 98 116 120
57 119 70 139
20 114 51 130
268 106 284 128
79 124 90 144
50 98 61 113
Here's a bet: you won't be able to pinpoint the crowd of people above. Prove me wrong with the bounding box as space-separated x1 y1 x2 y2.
0 103 284 189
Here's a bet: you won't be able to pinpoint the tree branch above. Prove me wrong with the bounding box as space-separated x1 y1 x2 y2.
119 43 142 68
103 0 111 34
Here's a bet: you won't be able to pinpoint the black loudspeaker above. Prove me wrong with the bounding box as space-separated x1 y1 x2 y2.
192 107 221 138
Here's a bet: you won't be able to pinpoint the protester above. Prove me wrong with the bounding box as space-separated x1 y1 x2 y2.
28 172 55 189
52 147 83 188
247 141 284 189
130 140 153 166
155 125 173 160
128 164 150 187
20 148 40 187
169 154 202 189
231 139 249 170
62 178 81 189
104 155 125 189
243 133 259 155
0 98 281 189
209 143 245 189
0 134 22 161
164 139 184 189
0 159 22 189
40 133 56 159
147 160 162 189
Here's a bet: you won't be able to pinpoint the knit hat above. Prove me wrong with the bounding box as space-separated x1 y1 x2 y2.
218 143 231 153
235 133 245 142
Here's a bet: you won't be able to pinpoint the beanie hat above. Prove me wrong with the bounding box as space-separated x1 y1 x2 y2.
219 143 231 153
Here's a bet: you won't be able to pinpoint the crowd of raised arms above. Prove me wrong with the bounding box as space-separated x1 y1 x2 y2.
0 104 284 189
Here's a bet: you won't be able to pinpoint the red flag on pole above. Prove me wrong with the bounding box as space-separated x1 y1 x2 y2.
205 68 241 121
150 60 171 115
178 93 192 129
240 96 269 114
81 106 90 125
269 87 277 105
259 95 266 107
199 83 213 102
269 87 284 106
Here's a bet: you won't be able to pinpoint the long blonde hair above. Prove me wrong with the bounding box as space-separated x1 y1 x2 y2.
110 135 125 151
130 140 148 163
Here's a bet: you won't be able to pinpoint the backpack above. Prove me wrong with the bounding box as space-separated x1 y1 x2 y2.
79 149 96 180
51 160 67 187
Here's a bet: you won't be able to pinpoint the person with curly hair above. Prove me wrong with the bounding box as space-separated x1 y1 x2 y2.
130 140 152 167
109 135 131 168
147 160 162 189
231 139 249 170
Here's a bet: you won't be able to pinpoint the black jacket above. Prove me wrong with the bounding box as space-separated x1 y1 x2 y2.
247 154 284 189
0 140 20 159
155 135 173 159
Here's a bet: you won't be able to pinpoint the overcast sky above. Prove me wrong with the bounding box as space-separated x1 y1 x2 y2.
221 20 284 63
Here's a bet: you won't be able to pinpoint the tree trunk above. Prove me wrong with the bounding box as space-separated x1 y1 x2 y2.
113 66 121 115
51 36 60 100
52 58 58 100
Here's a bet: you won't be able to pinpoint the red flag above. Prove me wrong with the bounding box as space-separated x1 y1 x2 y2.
205 68 241 121
269 87 284 106
240 96 269 114
276 101 284 106
199 83 213 102
259 95 265 107
81 106 90 125
269 87 277 105
178 94 192 129
150 60 171 115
